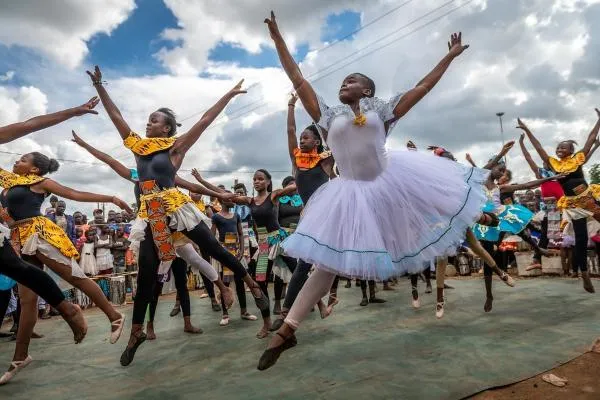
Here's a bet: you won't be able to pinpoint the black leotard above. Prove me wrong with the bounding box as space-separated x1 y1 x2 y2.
135 150 175 189
250 196 280 232
2 186 45 220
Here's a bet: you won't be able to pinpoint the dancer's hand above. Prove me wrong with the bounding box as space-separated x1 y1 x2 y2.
264 11 282 40
289 92 298 106
191 168 203 182
447 32 469 57
112 197 133 214
86 65 103 85
516 118 529 131
406 140 416 150
70 130 87 147
595 108 600 119
502 140 515 152
72 97 100 116
228 79 247 98
465 153 473 161
555 173 568 180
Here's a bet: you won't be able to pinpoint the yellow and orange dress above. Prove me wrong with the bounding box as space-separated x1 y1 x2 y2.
549 152 600 237
124 132 211 275
0 169 85 282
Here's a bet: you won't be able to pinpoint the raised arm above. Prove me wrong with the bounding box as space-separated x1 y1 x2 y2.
37 180 132 213
586 137 600 160
516 118 550 165
483 140 515 170
465 153 477 168
170 81 246 163
499 174 565 193
581 108 600 159
519 134 542 179
287 93 299 168
0 97 99 144
265 11 320 123
87 66 132 140
71 131 133 182
391 33 469 120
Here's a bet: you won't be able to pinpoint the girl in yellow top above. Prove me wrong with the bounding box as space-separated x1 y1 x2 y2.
88 65 270 366
0 152 130 382
517 111 600 293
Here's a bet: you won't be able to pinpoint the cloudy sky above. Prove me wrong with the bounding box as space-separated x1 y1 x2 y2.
1 0 599 216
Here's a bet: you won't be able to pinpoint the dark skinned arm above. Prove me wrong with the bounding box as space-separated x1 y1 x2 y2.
35 180 132 213
170 81 247 167
499 174 565 193
0 97 99 144
287 93 299 170
190 168 226 194
519 133 542 178
265 11 320 123
71 131 133 182
271 183 298 202
391 33 469 122
87 66 131 140
516 118 550 165
483 140 515 170
582 108 600 159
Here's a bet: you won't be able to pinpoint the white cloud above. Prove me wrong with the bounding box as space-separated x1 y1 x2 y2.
2 0 600 216
0 0 136 69
0 71 15 82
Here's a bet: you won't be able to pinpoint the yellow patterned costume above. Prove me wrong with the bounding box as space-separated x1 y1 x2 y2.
125 132 210 275
0 169 78 259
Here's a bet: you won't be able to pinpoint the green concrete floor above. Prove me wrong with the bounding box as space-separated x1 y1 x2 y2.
0 277 598 400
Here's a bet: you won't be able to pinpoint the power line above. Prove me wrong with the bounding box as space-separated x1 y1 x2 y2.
0 150 288 174
101 1 417 158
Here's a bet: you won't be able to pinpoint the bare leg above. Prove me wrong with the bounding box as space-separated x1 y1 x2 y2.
37 254 122 323
8 284 37 372
465 231 514 286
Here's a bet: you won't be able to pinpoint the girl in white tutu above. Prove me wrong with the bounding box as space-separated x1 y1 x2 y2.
258 12 488 370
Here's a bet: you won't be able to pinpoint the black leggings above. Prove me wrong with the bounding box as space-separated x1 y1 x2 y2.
148 257 191 322
220 273 247 314
247 254 296 318
0 289 11 321
0 239 65 307
133 222 251 325
481 241 496 277
283 259 311 310
572 218 589 273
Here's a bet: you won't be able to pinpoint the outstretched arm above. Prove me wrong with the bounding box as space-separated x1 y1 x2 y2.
265 11 320 123
271 183 298 202
519 134 542 179
37 180 132 213
499 174 565 193
174 175 234 200
190 168 226 194
483 140 515 170
170 81 247 163
582 108 600 159
516 118 550 165
87 66 132 140
391 33 469 120
0 97 99 144
287 93 299 168
71 131 133 182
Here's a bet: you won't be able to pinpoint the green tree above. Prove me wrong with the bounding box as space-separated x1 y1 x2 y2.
589 163 600 184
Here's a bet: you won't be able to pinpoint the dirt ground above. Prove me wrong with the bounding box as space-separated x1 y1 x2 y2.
471 351 600 399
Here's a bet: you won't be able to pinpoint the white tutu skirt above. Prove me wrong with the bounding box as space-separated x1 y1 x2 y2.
95 250 114 271
282 150 489 280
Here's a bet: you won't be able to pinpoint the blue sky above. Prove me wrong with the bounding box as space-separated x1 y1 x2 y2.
84 3 361 76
